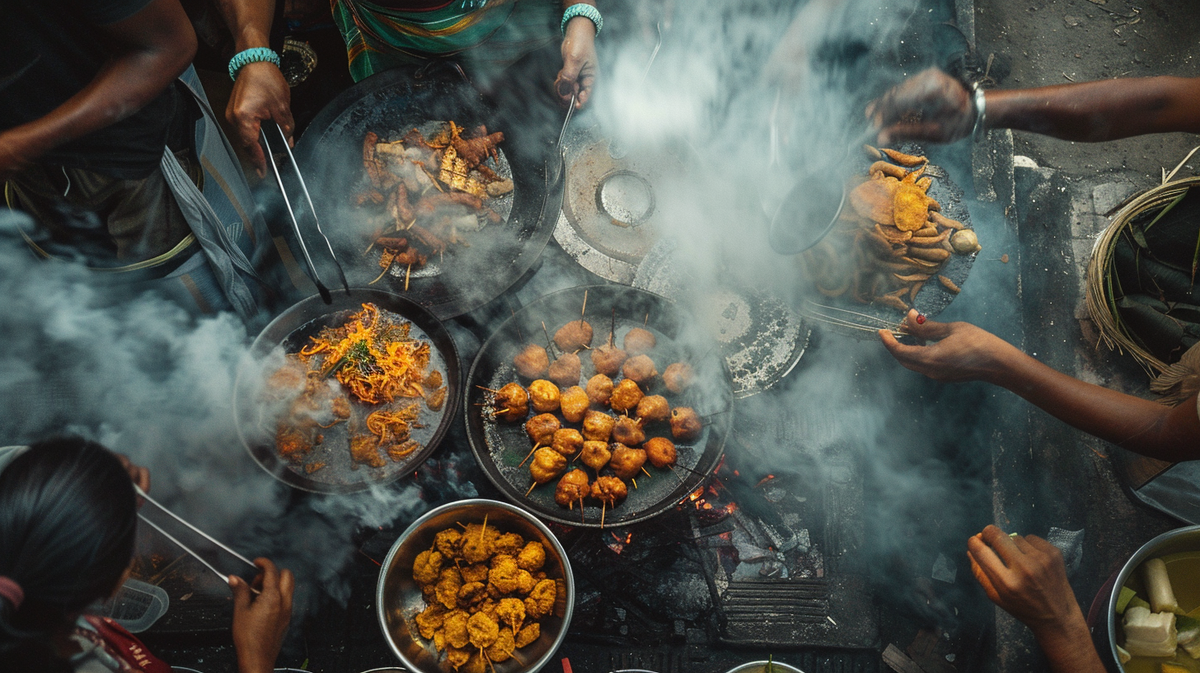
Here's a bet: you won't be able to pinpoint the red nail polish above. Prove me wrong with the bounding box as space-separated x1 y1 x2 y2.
915 314 926 325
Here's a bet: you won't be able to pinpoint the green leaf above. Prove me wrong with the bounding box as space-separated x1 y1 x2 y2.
1145 190 1188 233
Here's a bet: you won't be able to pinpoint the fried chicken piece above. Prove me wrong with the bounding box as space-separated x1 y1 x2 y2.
590 343 628 376
609 379 644 413
591 476 628 506
554 320 593 352
493 382 529 422
444 609 471 649
332 396 351 419
513 344 550 379
496 597 525 634
644 437 677 468
486 627 516 663
517 541 546 571
463 651 488 673
622 354 658 386
350 434 386 467
662 362 694 394
493 532 525 557
524 413 561 446
467 612 499 649
488 554 521 594
586 374 614 406
275 426 312 463
461 563 489 584
446 647 471 670
516 569 535 594
434 529 462 558
582 410 616 442
528 379 560 413
436 568 463 609
415 603 445 639
515 622 541 648
461 524 499 564
623 328 657 355
559 385 589 423
610 446 648 480
555 469 590 507
414 549 444 585
457 581 486 607
530 447 567 484
636 394 670 422
580 440 612 472
524 579 557 619
551 428 583 457
425 387 447 412
547 352 582 387
453 129 505 169
612 416 646 446
670 406 703 442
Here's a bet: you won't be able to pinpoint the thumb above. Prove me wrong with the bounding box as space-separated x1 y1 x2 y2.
229 575 252 611
902 309 951 341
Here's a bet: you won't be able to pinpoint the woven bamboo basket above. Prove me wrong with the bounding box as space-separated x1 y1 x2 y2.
1085 175 1200 375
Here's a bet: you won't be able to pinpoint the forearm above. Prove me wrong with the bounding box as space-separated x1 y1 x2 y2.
1031 613 1108 673
987 76 1200 141
215 0 275 51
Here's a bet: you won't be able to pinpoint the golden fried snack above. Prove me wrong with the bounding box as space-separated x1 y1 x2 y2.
513 344 549 379
525 413 561 446
436 568 463 609
623 328 656 355
515 622 540 648
486 627 516 663
416 603 445 639
434 529 461 558
548 352 582 387
586 374 614 406
610 446 647 480
670 406 702 442
582 410 616 442
636 395 670 422
662 363 693 394
555 469 590 507
515 569 535 595
488 555 520 593
463 651 487 673
580 440 611 472
609 379 643 413
554 320 593 352
461 564 489 584
590 343 628 376
496 597 525 633
493 532 524 557
461 524 499 564
559 385 590 423
644 437 677 468
444 609 470 648
468 611 500 648
612 417 646 446
525 579 557 619
494 382 529 422
414 549 444 584
591 476 627 506
457 581 486 607
350 434 385 468
447 648 471 670
530 447 567 484
622 354 658 386
551 428 583 457
893 183 931 232
517 541 546 571
528 379 560 413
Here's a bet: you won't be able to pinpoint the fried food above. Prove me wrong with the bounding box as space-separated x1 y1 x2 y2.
444 609 470 648
590 476 628 506
554 320 593 352
414 549 445 584
524 579 557 619
350 434 385 468
555 469 590 507
590 343 627 375
496 597 525 633
622 354 658 386
609 379 644 413
644 437 677 468
530 447 567 484
586 374 614 406
513 344 550 379
436 568 463 609
636 394 670 422
610 446 648 480
528 379 560 413
582 410 616 442
517 542 546 571
493 532 524 557
623 328 656 355
467 612 500 648
612 417 646 446
849 177 896 224
525 413 561 446
416 603 445 639
559 385 590 423
893 183 933 232
662 363 694 394
551 428 583 457
434 529 462 557
461 523 499 564
461 564 489 584
486 627 516 663
580 440 612 472
515 622 540 648
276 427 312 463
548 352 582 387
494 382 529 422
670 407 702 442
488 555 520 593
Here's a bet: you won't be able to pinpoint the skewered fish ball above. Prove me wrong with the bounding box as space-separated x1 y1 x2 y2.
590 343 627 376
622 354 658 386
559 385 590 423
610 446 647 480
644 437 677 468
586 374 614 406
591 476 628 505
582 410 616 442
530 447 567 484
493 382 529 422
467 611 500 648
670 406 702 442
609 379 644 413
580 440 612 471
551 428 583 456
555 469 590 507
513 344 549 379
636 394 670 422
623 328 656 355
611 416 646 446
528 379 560 413
554 320 593 352
548 352 582 387
663 362 694 394
525 413 561 445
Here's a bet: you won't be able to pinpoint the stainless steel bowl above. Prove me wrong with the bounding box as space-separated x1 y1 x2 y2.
377 499 575 673
724 662 805 673
1106 524 1200 669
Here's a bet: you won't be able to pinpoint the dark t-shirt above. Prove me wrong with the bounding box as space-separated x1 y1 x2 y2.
0 0 192 179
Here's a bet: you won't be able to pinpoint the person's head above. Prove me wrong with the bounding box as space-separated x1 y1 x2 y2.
0 437 137 658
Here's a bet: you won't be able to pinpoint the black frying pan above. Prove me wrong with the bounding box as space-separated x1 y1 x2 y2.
292 66 562 320
464 285 733 528
234 289 461 493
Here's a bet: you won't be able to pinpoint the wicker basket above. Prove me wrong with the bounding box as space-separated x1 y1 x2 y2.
1085 176 1200 375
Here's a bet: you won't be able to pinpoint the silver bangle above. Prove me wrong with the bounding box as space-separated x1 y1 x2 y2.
971 84 987 141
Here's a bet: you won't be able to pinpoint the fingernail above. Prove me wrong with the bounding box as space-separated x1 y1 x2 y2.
915 312 926 325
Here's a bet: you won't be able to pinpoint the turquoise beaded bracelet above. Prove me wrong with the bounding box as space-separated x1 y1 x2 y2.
561 3 602 36
228 47 280 81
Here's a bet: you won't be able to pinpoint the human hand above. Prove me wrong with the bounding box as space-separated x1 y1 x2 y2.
113 453 151 505
866 68 975 145
230 558 294 673
227 62 294 177
0 128 42 181
556 16 598 109
967 526 1082 632
878 310 1018 384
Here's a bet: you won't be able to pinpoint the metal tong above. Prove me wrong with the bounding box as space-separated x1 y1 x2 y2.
547 92 576 188
135 485 260 594
261 123 349 304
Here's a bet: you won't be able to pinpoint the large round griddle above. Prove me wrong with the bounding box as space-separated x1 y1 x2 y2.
464 285 733 528
292 68 561 320
235 289 461 494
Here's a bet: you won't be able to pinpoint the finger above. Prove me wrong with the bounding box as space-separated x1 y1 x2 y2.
979 524 1024 567
1009 533 1037 555
967 548 1001 602
273 105 296 144
878 328 927 365
247 141 267 177
902 309 952 341
279 568 295 616
135 466 151 495
967 533 1012 586
229 575 252 611
255 557 280 593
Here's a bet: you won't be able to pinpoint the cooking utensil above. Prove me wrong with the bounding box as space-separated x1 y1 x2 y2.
233 289 461 494
547 92 576 188
135 510 258 595
464 285 733 528
724 662 805 673
136 485 257 569
377 499 574 673
291 68 562 320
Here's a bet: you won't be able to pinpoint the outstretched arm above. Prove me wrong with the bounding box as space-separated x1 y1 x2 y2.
879 310 1200 461
556 0 599 110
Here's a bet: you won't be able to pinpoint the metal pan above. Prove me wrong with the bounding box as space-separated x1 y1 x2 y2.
464 285 733 528
292 67 561 320
234 289 461 493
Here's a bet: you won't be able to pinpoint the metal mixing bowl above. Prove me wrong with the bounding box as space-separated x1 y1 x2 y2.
377 499 575 673
724 661 805 673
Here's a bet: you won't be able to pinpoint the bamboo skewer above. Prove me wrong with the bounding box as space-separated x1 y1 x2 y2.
518 443 541 467
579 289 588 330
525 482 537 497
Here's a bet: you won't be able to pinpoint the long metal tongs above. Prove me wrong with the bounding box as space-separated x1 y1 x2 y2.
261 123 349 303
546 92 576 189
135 485 259 594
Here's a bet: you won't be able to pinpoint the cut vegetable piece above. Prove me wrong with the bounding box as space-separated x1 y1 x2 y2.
1131 596 1152 612
1162 663 1190 673
1117 586 1138 614
1116 645 1131 664
1145 558 1182 614
1179 615 1200 658
1124 606 1178 657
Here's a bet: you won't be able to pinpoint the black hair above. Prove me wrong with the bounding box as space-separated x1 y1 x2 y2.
0 437 137 671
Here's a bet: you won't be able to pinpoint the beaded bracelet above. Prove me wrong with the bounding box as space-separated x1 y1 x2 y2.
561 3 602 36
228 47 281 81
